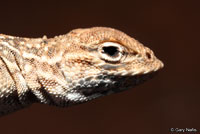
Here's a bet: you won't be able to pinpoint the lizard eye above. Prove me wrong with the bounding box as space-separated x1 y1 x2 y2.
98 42 124 63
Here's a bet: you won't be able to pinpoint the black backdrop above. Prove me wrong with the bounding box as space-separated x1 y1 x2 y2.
0 0 199 134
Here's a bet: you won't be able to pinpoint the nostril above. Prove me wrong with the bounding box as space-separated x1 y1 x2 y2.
146 52 151 59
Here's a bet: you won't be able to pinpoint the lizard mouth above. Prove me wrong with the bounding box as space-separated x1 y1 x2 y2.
65 59 164 104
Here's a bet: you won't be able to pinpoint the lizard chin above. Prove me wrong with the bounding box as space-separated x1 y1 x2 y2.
93 71 158 96
65 71 159 106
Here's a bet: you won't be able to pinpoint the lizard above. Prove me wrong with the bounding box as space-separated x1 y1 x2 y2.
0 27 164 116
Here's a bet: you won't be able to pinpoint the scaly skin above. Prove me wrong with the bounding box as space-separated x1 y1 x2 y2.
0 27 164 115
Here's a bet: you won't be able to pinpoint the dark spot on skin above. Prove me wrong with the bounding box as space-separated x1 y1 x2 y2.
55 62 61 68
132 51 138 55
79 45 88 51
71 59 94 66
30 58 35 62
41 40 48 45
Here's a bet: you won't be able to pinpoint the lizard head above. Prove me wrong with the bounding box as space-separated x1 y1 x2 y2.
61 27 164 105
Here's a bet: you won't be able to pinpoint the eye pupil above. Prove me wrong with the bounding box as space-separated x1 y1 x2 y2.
102 46 119 57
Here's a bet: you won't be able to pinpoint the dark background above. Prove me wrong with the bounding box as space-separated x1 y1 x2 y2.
0 0 199 134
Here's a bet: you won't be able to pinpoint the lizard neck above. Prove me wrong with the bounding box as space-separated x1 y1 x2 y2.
0 34 68 105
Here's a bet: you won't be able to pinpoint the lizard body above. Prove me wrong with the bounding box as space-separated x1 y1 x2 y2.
0 27 163 115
